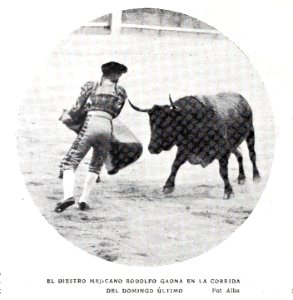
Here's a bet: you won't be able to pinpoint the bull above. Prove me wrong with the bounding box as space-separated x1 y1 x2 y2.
129 92 260 199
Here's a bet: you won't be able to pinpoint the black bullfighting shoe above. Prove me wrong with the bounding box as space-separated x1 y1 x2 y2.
54 197 75 213
78 202 90 211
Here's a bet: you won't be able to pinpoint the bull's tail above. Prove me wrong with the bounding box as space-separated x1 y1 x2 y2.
246 127 260 181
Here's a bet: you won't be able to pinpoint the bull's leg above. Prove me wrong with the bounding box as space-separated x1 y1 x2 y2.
219 154 234 199
233 149 246 185
246 128 260 182
163 149 187 194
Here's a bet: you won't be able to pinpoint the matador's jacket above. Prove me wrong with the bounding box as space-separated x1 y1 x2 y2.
70 80 128 120
59 80 143 179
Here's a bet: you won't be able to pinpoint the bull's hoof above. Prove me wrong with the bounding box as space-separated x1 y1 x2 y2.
253 174 261 183
237 177 246 185
223 191 234 200
163 186 174 194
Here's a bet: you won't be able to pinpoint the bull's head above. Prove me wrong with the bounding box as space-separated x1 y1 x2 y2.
128 95 180 154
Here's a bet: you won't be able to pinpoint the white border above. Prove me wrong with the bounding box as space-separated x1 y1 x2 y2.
1 0 293 299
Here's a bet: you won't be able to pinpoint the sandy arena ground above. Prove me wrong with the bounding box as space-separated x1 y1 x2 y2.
17 32 274 266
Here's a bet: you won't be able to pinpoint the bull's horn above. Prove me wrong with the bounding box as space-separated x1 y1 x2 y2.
128 99 150 113
169 94 179 110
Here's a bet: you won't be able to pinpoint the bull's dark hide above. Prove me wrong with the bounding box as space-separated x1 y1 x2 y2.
172 93 253 165
129 92 260 198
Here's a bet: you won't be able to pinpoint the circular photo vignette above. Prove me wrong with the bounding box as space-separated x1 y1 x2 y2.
17 8 274 266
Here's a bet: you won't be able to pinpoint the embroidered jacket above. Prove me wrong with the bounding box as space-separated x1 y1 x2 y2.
69 80 128 120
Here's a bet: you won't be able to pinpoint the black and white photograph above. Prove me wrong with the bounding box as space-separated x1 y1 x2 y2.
17 8 274 266
1 0 293 299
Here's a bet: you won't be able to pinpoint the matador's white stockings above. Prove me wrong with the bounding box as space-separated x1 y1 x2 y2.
63 170 99 204
62 169 75 201
79 172 99 204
